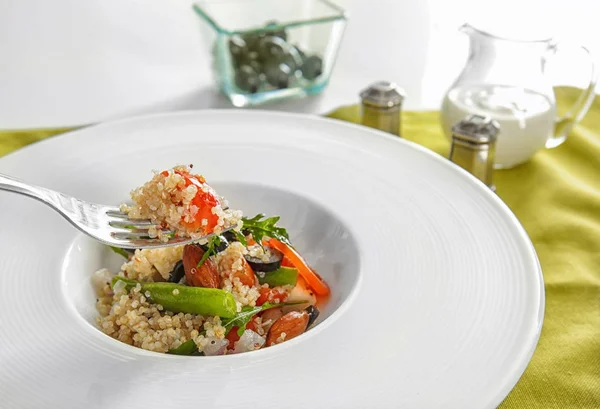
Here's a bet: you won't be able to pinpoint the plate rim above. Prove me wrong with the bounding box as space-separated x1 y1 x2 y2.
0 109 545 408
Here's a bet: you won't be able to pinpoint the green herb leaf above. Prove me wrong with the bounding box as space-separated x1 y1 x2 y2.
222 302 280 337
232 230 248 247
241 214 291 246
197 236 221 268
167 331 207 356
167 340 198 355
109 246 130 259
222 301 307 337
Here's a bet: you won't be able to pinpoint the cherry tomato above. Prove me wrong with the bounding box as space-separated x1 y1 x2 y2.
186 190 219 231
226 317 259 346
172 170 220 232
256 287 289 306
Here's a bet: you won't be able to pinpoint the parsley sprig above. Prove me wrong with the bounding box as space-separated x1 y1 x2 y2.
240 214 291 246
169 301 304 354
222 302 279 336
196 236 222 268
167 339 202 355
222 301 304 337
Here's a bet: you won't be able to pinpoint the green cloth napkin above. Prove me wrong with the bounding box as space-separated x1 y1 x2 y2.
0 127 77 157
1 87 599 408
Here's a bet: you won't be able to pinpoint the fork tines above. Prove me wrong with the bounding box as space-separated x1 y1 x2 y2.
105 209 175 240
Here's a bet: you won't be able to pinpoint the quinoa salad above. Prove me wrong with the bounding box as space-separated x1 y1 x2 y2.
93 165 330 355
120 165 243 241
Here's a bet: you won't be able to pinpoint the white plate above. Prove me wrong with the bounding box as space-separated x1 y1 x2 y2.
0 111 544 409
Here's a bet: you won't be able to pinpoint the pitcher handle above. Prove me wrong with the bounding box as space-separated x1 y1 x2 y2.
547 43 597 148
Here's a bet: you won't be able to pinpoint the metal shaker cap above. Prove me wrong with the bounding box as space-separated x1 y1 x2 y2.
360 81 405 108
451 114 500 144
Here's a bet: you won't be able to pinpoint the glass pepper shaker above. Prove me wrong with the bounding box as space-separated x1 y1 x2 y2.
359 81 405 137
449 114 500 191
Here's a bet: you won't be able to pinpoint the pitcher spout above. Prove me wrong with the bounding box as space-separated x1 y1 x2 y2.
459 23 475 36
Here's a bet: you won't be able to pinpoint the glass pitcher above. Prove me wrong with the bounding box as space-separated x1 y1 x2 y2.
440 23 597 169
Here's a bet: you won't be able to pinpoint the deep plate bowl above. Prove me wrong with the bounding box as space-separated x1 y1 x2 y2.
62 183 361 341
0 111 544 409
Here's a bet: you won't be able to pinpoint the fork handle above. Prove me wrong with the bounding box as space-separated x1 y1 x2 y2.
0 173 56 206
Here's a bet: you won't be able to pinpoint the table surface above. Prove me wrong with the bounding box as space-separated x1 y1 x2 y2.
2 0 599 129
2 3 599 408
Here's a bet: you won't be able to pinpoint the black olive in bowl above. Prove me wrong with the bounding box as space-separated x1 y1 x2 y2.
198 236 229 254
168 261 185 283
244 247 283 272
222 230 238 242
306 305 320 328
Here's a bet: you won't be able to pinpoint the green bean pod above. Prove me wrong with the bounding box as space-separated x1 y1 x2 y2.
112 276 237 318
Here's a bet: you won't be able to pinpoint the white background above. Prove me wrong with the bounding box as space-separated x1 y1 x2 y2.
1 0 599 129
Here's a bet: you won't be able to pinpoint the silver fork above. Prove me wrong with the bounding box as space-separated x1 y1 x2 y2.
0 173 231 249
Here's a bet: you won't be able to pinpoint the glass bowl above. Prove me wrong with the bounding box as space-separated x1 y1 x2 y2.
193 0 347 107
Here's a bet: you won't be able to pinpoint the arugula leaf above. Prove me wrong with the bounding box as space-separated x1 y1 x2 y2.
232 230 248 247
241 214 291 246
167 339 198 355
222 301 307 337
167 331 207 356
222 302 279 337
196 236 221 268
109 246 130 259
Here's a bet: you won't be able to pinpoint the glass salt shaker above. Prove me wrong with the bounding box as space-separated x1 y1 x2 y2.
449 114 500 191
359 81 405 137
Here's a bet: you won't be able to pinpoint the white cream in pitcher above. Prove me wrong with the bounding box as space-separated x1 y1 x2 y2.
441 84 556 168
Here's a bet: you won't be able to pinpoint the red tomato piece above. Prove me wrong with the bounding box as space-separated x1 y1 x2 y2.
170 170 220 232
256 287 289 306
226 317 259 346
